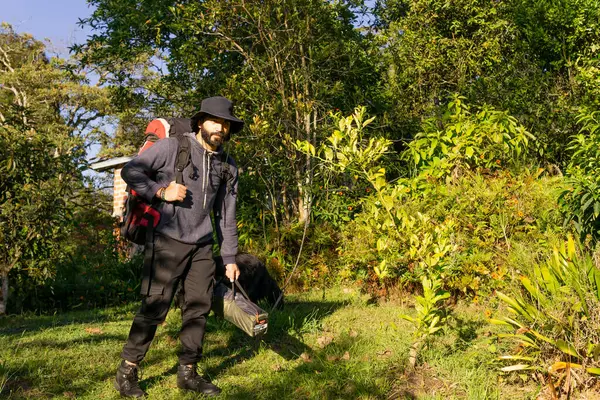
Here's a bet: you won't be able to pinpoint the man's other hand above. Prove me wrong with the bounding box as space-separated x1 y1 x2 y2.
164 181 188 202
225 263 240 282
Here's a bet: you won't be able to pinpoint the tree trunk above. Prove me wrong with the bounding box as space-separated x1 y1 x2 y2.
408 339 421 370
282 183 291 225
298 38 312 224
297 174 307 223
298 109 312 224
0 271 8 315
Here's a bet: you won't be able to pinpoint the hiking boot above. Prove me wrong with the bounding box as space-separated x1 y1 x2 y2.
114 360 146 398
177 364 221 396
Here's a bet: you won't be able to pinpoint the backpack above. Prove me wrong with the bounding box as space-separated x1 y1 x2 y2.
120 118 193 245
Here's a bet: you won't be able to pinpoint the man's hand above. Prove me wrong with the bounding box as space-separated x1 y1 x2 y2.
225 263 240 282
163 181 187 202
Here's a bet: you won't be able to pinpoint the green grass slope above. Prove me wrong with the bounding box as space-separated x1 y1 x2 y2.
1 288 540 399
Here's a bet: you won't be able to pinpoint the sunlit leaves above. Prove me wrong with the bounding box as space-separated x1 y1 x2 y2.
405 96 535 179
400 274 450 368
0 27 105 285
494 236 600 390
559 110 600 240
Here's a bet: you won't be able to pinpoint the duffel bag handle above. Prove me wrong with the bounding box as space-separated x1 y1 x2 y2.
215 277 251 302
234 280 251 301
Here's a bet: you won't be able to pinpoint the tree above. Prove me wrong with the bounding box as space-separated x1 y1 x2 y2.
0 24 109 314
76 0 377 226
374 0 600 165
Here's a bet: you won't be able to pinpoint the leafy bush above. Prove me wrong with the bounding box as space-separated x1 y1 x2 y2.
406 95 535 179
491 236 600 396
298 106 564 297
8 222 143 313
559 110 600 240
338 169 564 294
400 274 450 369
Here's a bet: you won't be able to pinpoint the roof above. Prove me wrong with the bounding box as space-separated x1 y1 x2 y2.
89 156 134 172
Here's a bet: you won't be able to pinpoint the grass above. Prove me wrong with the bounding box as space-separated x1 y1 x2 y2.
0 287 543 399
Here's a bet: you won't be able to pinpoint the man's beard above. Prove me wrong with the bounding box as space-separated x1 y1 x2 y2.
200 127 226 148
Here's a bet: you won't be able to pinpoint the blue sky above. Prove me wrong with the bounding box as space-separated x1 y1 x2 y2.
1 0 94 57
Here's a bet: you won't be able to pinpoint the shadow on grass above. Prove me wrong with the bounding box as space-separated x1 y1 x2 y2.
0 305 136 336
202 299 387 399
446 314 487 352
0 355 118 399
1 298 388 399
221 333 389 400
204 299 348 374
9 334 128 350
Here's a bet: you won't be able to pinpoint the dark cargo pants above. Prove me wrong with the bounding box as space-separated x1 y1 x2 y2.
121 233 215 365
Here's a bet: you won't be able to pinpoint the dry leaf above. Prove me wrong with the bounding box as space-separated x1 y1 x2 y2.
164 335 177 346
317 335 334 348
342 351 350 360
84 327 103 335
326 355 339 362
300 353 312 362
271 364 283 372
63 392 75 398
349 330 358 338
377 349 392 358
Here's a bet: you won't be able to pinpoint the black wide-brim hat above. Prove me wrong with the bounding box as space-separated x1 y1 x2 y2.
191 96 244 134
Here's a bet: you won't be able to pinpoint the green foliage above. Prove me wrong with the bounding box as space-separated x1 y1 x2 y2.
311 189 358 229
10 246 143 313
297 107 564 296
376 0 519 134
575 54 600 107
559 110 600 240
568 111 600 173
400 273 451 368
509 0 600 71
375 0 600 164
298 107 389 174
339 169 564 293
406 95 535 179
296 106 392 193
0 25 110 312
491 236 600 394
301 109 555 294
77 0 378 224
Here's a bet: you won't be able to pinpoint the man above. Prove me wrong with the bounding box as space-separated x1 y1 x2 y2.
114 96 243 398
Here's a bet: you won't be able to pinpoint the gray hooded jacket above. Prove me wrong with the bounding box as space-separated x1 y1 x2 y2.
121 132 238 264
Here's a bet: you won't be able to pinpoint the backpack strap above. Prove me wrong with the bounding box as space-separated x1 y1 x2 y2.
140 213 155 296
141 136 190 296
174 135 191 185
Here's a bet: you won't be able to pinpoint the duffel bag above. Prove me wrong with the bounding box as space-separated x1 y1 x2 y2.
212 280 268 337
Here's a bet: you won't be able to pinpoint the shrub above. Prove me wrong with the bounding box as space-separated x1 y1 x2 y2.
338 169 564 295
8 227 143 313
491 236 600 396
559 110 600 241
298 105 564 297
406 95 535 179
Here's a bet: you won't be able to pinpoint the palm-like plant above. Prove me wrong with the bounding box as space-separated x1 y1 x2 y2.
491 236 600 395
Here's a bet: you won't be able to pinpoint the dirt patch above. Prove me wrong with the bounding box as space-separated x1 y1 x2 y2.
387 363 466 399
534 385 600 400
1 377 35 397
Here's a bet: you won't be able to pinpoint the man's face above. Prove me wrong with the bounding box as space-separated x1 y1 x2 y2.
199 117 231 148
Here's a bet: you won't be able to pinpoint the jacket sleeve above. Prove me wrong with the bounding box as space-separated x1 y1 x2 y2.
214 157 238 265
121 138 173 203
